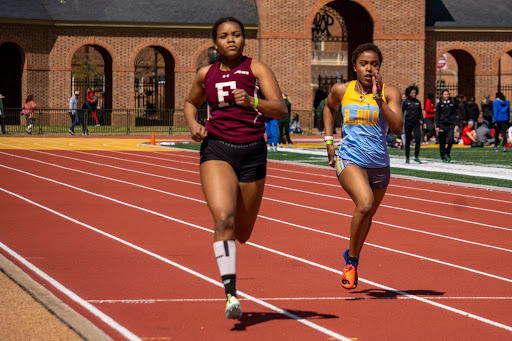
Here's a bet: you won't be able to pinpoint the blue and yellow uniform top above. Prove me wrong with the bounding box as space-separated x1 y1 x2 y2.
338 80 389 168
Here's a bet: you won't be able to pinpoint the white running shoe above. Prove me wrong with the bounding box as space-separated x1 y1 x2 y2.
225 294 242 319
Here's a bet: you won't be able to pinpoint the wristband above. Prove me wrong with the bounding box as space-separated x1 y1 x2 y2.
324 136 334 142
325 140 333 145
252 97 258 109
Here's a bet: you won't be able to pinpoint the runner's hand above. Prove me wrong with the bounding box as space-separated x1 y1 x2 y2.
232 89 251 107
326 144 336 168
190 122 207 142
372 70 383 94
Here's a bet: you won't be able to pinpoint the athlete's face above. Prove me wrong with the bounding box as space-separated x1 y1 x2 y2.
409 90 417 99
442 91 450 101
354 51 380 87
214 22 245 59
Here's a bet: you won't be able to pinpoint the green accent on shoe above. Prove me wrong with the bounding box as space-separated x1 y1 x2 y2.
405 158 410 164
225 294 242 319
414 157 422 164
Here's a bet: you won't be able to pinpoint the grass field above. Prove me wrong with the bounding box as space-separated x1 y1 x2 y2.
169 142 512 189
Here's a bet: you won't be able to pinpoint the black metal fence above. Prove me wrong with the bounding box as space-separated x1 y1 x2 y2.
436 81 458 99
318 75 346 94
134 80 166 109
499 84 512 101
0 108 322 136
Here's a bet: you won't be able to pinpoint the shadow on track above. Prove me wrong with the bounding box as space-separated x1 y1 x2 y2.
231 309 338 331
350 288 445 299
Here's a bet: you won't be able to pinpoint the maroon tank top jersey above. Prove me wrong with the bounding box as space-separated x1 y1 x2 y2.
203 57 265 143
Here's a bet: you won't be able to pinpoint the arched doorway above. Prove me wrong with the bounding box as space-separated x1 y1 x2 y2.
310 1 373 131
133 46 175 126
195 47 218 125
71 45 113 124
436 50 476 99
0 42 24 109
498 51 512 100
451 50 476 98
134 46 175 110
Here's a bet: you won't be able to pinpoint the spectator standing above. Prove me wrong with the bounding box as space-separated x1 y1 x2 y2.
313 87 327 133
278 93 293 148
460 119 476 145
481 95 494 124
68 91 79 135
315 97 325 134
401 85 423 163
423 92 436 143
435 90 457 162
184 17 287 319
265 114 279 152
466 97 480 124
21 95 36 134
80 102 91 136
0 94 7 135
457 94 468 130
86 89 100 127
493 91 510 152
475 120 495 146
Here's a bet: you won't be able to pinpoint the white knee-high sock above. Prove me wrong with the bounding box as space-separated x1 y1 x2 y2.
213 240 236 296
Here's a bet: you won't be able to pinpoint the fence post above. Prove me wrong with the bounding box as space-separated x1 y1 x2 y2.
126 110 130 135
37 109 42 135
171 109 174 135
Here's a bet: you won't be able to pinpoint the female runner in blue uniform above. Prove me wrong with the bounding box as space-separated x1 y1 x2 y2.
184 17 287 319
323 43 403 289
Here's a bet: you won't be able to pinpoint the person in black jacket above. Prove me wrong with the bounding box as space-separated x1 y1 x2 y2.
401 85 423 163
457 94 468 130
466 97 480 124
481 95 494 124
435 90 457 162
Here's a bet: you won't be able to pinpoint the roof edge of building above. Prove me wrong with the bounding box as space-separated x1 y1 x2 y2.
0 18 259 30
426 26 512 33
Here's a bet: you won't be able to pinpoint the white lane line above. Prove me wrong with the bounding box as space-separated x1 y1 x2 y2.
3 143 511 228
266 184 512 231
1 154 512 277
88 296 512 304
1 168 512 333
0 187 350 341
0 240 141 341
92 149 512 214
59 143 512 206
259 215 512 280
265 177 512 216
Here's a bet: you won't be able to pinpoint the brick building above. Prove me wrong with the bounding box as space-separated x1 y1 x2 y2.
0 0 511 112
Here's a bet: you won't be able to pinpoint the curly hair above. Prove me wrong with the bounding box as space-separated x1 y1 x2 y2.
405 85 419 97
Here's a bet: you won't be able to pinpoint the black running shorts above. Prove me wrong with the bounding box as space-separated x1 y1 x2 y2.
200 137 267 182
335 156 390 189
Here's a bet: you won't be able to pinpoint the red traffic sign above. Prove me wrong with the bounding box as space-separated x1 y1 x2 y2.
437 55 447 69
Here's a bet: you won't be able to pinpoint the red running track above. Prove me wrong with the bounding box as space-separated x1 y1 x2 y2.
0 145 511 340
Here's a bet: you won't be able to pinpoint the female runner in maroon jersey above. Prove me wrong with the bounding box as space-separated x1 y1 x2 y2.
184 17 287 320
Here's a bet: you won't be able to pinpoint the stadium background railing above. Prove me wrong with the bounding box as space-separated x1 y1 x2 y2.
1 108 331 136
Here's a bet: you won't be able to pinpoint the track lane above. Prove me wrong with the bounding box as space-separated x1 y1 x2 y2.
1 147 512 338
